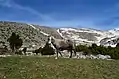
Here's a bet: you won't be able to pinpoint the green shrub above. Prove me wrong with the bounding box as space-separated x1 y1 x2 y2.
75 43 119 59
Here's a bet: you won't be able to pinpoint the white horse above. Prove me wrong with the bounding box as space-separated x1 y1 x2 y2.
47 36 76 59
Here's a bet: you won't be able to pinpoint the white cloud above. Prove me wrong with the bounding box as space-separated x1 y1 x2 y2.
0 0 104 30
0 0 54 21
0 0 12 7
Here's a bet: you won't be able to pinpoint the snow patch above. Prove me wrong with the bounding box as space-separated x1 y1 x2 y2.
28 24 50 37
57 29 64 38
28 24 37 29
40 31 49 36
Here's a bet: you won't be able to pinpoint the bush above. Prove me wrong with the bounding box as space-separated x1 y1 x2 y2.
41 42 55 55
75 43 119 59
75 45 91 55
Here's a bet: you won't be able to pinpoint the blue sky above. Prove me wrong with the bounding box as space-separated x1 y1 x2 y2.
0 0 119 30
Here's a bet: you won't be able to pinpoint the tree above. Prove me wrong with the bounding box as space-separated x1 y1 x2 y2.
15 35 23 49
7 32 23 54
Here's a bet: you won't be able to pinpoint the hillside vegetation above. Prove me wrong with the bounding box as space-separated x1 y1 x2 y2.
75 43 119 59
0 56 119 79
0 21 61 47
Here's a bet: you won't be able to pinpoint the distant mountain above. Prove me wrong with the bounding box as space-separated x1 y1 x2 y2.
0 21 119 48
57 27 119 47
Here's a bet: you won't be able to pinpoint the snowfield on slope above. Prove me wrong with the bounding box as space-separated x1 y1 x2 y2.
57 28 119 47
27 24 119 47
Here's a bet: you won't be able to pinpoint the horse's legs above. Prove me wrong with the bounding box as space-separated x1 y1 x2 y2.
36 52 38 55
55 49 58 59
69 50 73 58
24 52 27 55
73 49 77 56
58 50 63 57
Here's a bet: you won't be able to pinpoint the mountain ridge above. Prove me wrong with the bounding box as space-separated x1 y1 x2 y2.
0 21 119 48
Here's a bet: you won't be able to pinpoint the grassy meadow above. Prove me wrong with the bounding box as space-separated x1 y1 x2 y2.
0 56 119 79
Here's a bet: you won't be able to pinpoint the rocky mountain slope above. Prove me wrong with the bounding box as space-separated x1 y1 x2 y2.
57 28 119 47
0 21 62 48
0 21 119 48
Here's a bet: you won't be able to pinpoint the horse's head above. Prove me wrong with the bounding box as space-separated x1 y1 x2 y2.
47 36 55 44
46 36 57 50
